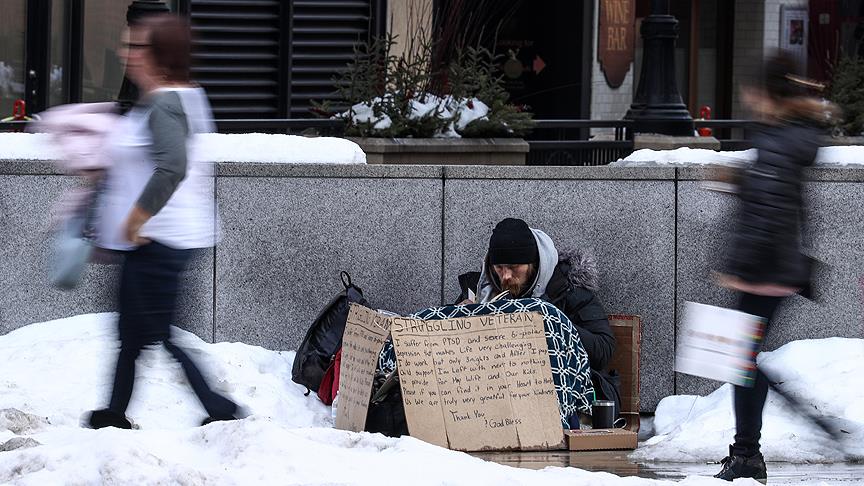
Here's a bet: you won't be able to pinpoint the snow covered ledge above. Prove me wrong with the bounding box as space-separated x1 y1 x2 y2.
0 133 367 165
610 143 864 168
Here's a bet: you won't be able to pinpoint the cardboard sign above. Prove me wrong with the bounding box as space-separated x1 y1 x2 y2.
390 311 564 451
676 302 766 387
334 305 392 432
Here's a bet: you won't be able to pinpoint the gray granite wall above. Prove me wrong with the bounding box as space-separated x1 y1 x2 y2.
3 161 863 410
676 168 864 396
0 169 215 341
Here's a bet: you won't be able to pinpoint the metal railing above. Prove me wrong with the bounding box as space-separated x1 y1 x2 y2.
527 119 634 166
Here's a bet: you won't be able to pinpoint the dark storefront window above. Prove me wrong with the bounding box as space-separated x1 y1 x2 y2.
50 0 68 107
694 0 718 116
0 1 26 118
495 2 587 119
81 1 129 102
838 0 864 58
2 0 382 123
434 0 590 120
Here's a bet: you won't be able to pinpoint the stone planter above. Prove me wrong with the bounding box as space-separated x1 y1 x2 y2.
826 136 864 146
349 137 529 165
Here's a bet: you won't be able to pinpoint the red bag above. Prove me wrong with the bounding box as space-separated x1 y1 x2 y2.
317 347 342 405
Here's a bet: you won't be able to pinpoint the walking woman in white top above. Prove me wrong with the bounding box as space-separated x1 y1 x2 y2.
87 14 238 429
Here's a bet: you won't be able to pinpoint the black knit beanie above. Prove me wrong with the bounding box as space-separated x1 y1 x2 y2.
488 218 539 265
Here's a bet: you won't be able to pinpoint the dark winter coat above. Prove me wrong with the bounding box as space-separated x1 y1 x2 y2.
457 249 616 371
725 119 822 288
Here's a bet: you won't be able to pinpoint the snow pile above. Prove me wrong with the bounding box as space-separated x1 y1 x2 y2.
344 95 490 138
0 132 366 164
196 133 365 164
610 147 756 167
635 338 864 463
815 145 864 166
0 313 741 486
611 145 864 167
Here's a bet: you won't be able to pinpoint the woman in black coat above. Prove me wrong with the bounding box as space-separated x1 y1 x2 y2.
712 54 835 483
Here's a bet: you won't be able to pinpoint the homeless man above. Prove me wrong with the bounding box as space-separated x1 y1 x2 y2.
457 218 619 417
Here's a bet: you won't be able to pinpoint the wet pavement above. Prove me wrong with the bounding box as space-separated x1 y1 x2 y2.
472 449 864 484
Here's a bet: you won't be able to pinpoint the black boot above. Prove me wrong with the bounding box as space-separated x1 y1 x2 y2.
86 409 132 430
714 448 767 483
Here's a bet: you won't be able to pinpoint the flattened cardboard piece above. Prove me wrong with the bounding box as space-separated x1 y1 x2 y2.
335 304 392 432
391 311 564 451
608 315 642 419
565 428 638 451
387 316 449 448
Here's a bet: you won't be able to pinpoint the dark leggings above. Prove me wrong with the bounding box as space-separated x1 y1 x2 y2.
731 292 784 458
107 242 236 419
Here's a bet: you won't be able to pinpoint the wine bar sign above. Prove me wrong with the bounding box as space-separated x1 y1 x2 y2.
598 0 635 89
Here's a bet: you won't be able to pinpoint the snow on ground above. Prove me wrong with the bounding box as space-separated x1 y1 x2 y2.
610 145 864 167
0 133 366 164
0 314 864 486
635 338 864 463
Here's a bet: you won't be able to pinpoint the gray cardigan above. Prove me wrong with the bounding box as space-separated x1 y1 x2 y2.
137 90 189 216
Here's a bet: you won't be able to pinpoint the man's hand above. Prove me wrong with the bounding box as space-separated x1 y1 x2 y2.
458 299 475 305
124 205 152 245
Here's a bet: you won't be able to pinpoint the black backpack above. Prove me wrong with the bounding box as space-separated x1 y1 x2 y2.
292 272 370 393
365 369 409 437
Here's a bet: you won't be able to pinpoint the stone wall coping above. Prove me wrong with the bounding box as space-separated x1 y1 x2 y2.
349 137 530 154
676 166 864 182
4 159 864 181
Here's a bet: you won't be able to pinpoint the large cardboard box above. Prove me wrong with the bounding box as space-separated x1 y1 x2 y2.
607 315 642 432
336 307 643 452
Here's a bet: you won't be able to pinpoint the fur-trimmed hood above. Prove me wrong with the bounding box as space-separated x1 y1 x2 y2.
476 228 600 302
557 248 600 292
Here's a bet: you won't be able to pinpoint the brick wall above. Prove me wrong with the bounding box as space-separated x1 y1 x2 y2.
590 0 635 135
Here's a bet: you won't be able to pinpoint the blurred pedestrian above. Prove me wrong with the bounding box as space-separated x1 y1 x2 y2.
86 14 239 429
712 53 837 482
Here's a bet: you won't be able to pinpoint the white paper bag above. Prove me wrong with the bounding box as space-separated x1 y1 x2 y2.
676 302 766 387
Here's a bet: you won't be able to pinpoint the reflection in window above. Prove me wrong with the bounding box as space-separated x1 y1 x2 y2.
0 1 26 118
82 1 128 102
50 0 68 107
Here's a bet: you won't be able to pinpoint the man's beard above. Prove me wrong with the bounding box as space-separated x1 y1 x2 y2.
499 267 537 298
501 281 524 297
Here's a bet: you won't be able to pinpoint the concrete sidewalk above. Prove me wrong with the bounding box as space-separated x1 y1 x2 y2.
473 449 864 484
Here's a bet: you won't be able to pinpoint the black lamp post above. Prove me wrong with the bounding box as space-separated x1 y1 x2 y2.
117 0 171 111
625 0 694 136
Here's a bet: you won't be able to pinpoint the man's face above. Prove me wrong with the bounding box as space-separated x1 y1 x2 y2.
492 263 535 297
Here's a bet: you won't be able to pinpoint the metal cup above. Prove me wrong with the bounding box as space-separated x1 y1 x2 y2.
591 400 615 429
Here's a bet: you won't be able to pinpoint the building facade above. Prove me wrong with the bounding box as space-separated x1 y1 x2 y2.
1 0 861 125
